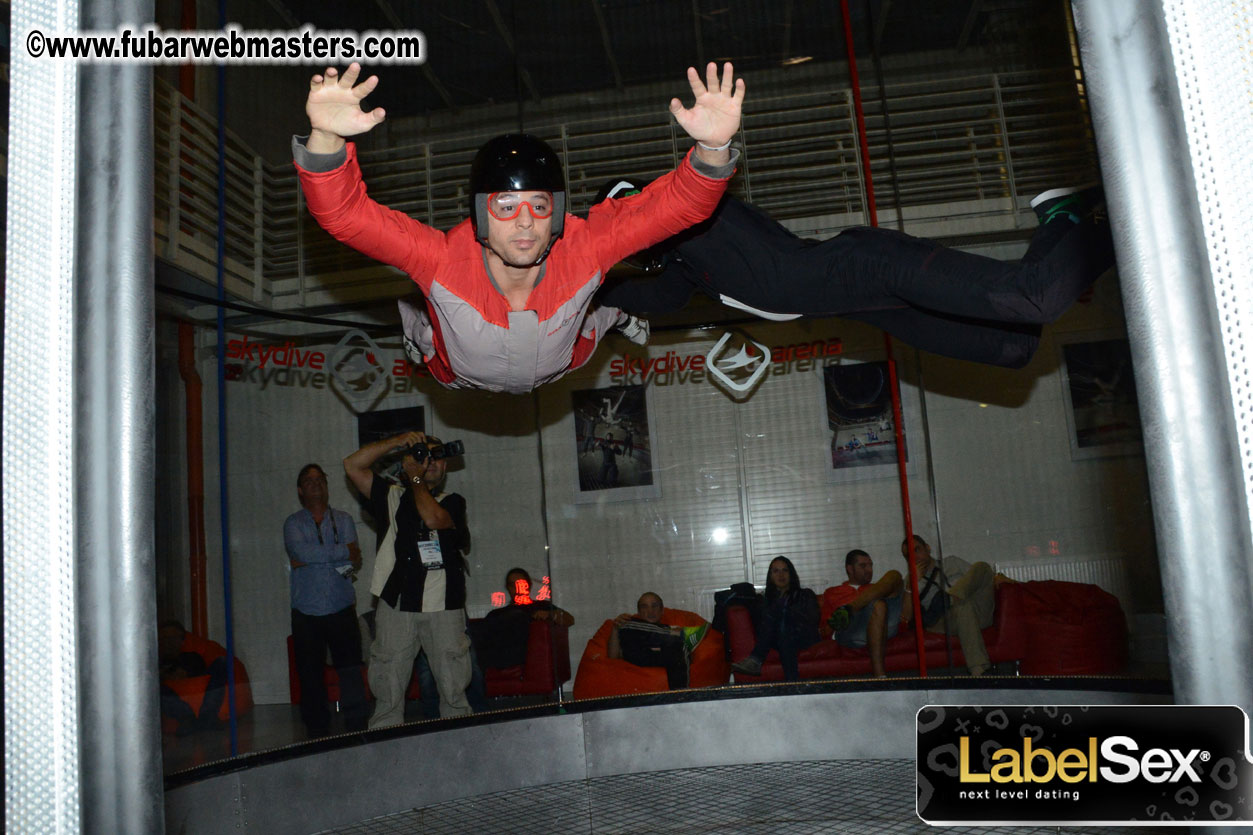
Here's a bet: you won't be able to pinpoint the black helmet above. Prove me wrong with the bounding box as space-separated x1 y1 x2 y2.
591 176 671 273
469 134 567 248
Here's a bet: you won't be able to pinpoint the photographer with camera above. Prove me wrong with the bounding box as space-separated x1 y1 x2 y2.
344 430 471 725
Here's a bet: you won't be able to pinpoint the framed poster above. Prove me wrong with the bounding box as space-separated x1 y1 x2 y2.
1057 335 1142 460
570 383 660 502
822 360 917 483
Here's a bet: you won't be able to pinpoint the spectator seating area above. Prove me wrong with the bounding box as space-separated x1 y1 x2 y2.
287 617 571 705
572 608 729 700
723 580 1127 682
280 581 1128 713
161 631 253 734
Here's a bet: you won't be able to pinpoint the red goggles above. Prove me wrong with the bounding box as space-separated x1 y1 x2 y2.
487 192 554 220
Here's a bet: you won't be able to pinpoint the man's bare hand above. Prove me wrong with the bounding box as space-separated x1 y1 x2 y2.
306 63 385 153
669 62 745 162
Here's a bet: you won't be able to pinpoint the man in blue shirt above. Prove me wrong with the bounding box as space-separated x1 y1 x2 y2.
283 463 369 735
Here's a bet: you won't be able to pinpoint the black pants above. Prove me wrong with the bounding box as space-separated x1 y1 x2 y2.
292 606 369 733
618 624 688 689
751 601 820 682
598 201 1114 369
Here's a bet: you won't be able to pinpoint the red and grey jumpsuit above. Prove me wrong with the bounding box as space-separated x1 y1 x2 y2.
294 138 738 393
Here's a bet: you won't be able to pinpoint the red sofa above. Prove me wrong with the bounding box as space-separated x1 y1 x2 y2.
481 618 571 698
573 608 729 700
725 580 1126 681
288 618 570 703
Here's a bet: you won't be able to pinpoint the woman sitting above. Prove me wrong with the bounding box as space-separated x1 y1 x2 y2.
730 556 821 681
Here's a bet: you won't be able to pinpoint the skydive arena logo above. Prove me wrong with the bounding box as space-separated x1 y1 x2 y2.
328 328 389 406
706 331 772 395
917 705 1253 825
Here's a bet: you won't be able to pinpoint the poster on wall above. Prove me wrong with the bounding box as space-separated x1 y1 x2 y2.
570 383 660 502
1057 335 1143 460
822 360 914 483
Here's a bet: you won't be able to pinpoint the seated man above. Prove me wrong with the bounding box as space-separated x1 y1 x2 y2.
821 550 904 678
900 535 998 676
472 567 575 670
607 592 708 690
157 620 227 735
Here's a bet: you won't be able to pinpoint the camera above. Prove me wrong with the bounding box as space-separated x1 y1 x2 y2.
403 440 465 461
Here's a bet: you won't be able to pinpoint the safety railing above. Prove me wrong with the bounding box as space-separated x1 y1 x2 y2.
154 65 1097 312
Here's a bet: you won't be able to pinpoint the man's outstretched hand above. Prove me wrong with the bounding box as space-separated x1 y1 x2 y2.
670 61 745 166
306 63 386 154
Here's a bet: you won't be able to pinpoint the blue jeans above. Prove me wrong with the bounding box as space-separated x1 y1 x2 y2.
835 595 903 649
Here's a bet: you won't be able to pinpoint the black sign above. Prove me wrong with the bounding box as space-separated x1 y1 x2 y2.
917 705 1253 825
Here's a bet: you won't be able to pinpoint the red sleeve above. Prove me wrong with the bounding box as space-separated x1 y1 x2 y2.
819 584 859 639
295 142 447 293
584 147 732 270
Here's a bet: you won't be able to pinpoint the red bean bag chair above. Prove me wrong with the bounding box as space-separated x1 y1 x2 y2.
161 632 252 734
1015 580 1129 675
572 608 729 700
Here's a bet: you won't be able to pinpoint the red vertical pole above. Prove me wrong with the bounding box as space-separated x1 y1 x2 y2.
839 0 927 676
177 322 208 638
179 0 196 99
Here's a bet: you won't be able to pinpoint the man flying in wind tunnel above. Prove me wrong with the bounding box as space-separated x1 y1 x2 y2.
592 176 1114 369
292 62 745 394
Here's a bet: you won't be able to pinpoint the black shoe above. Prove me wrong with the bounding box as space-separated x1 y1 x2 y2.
731 655 763 675
1030 184 1104 226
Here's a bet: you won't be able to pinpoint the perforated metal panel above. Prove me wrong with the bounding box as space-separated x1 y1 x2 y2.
4 0 82 830
317 760 1155 835
1161 0 1253 537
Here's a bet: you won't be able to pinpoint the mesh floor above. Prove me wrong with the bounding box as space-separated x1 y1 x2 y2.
318 760 1155 834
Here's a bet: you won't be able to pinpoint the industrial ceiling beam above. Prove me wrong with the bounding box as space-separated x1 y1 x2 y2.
957 0 984 50
373 0 455 109
692 0 706 67
590 0 624 91
873 0 892 53
484 0 543 102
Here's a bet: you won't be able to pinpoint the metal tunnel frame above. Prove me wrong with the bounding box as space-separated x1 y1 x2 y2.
1071 0 1253 716
5 0 162 830
5 0 1253 830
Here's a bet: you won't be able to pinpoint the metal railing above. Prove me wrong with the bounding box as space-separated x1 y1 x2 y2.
154 66 1097 312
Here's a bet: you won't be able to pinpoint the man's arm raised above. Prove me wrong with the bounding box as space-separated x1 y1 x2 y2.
670 62 745 168
343 431 420 498
305 62 386 154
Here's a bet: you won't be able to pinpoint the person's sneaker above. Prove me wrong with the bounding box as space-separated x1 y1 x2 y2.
1029 184 1104 226
826 604 853 634
615 314 650 346
730 655 763 675
681 623 710 656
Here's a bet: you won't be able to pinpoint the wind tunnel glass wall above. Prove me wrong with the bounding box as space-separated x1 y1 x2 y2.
151 0 1164 776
